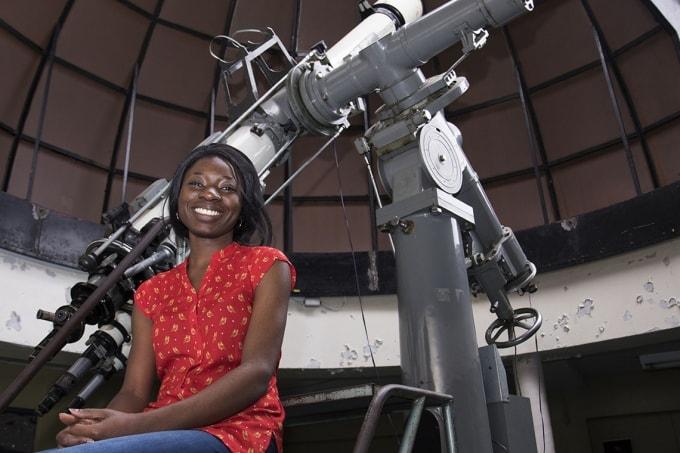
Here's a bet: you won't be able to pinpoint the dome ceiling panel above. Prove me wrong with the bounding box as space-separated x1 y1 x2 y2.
293 204 374 252
0 0 67 48
617 33 680 125
137 25 215 112
265 160 285 188
127 0 158 14
507 0 600 88
454 101 534 179
297 0 360 53
438 31 518 109
109 174 153 205
160 0 232 37
29 151 107 221
647 126 680 186
115 101 207 179
57 0 148 87
23 65 125 166
231 0 296 51
0 131 12 180
291 135 366 197
588 0 658 50
0 0 678 248
6 141 34 199
213 82 229 118
0 33 40 126
631 144 656 193
267 203 284 250
486 175 551 230
552 148 640 218
532 67 635 161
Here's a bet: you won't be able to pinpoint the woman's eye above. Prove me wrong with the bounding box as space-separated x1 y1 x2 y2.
188 181 203 188
220 186 236 192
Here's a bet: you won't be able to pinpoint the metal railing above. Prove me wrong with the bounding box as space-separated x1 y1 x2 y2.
353 384 456 453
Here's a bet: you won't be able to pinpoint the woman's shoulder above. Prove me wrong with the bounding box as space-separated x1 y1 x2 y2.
238 244 290 261
237 244 296 288
136 264 183 293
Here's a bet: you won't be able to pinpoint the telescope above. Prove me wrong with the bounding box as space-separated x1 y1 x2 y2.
1 1 541 451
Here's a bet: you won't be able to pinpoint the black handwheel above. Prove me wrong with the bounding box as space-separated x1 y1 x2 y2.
485 307 542 348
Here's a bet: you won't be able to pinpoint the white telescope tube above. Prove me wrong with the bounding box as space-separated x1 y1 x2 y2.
326 0 423 68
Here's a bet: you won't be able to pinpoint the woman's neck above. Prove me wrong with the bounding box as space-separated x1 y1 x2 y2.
187 234 234 268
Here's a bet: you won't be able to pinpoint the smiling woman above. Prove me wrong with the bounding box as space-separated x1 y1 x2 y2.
40 144 296 453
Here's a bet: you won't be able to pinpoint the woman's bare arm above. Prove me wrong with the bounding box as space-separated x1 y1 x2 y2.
106 305 156 413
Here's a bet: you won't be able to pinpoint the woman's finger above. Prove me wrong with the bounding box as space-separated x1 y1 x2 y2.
69 408 111 420
56 429 94 448
58 412 78 426
66 422 99 440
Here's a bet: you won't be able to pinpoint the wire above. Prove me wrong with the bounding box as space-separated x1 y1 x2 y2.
513 346 522 396
332 143 378 372
333 143 402 448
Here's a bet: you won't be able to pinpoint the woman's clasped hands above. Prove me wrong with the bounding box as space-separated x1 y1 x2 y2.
56 408 142 448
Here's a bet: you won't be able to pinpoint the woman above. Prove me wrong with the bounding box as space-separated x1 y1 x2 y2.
50 143 295 453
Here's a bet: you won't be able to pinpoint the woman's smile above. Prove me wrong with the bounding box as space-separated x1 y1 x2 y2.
193 207 222 217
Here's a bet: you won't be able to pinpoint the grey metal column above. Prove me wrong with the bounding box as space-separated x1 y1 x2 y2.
393 212 493 453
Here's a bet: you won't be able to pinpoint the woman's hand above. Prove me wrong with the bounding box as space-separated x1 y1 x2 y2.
57 408 142 445
55 411 96 447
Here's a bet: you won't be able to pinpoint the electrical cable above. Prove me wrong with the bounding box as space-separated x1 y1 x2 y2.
332 143 378 372
513 346 522 396
332 142 402 448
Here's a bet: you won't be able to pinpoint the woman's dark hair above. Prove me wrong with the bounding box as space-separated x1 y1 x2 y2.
168 143 272 246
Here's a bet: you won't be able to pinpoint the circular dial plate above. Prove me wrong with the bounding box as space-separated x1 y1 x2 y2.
418 123 464 194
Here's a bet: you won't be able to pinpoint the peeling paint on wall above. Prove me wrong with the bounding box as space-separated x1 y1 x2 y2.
644 281 655 293
657 298 679 310
554 314 570 333
664 315 680 327
5 311 21 331
636 295 644 304
576 299 595 317
662 256 671 266
560 218 577 231
340 344 359 366
362 338 384 361
3 256 28 272
623 310 633 321
306 358 321 368
31 204 49 220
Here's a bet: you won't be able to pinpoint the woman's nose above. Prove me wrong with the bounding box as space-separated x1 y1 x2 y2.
201 186 221 200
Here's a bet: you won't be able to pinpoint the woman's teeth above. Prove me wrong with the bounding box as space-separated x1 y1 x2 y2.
194 207 221 217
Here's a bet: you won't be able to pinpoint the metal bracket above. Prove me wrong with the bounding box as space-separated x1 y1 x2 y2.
211 28 296 120
460 27 489 54
376 188 474 229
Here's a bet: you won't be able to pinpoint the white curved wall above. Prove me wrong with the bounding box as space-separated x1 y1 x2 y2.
1 236 679 368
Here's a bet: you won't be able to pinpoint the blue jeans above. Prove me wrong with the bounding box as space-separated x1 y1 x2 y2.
39 430 230 453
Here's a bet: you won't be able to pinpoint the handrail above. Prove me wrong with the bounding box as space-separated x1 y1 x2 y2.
353 384 456 453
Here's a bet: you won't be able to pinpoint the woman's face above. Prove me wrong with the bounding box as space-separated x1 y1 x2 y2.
178 156 243 244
